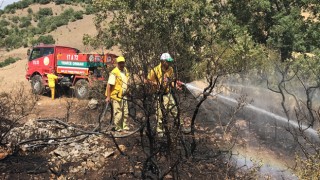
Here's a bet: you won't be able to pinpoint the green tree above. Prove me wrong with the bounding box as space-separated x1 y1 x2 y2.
227 0 320 61
89 0 265 80
36 7 53 20
55 0 66 5
0 27 9 38
27 8 33 14
73 11 83 20
38 0 51 4
19 16 32 28
0 19 10 27
10 16 20 24
35 35 55 44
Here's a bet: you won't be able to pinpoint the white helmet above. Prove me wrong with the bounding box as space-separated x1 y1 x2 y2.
160 53 173 62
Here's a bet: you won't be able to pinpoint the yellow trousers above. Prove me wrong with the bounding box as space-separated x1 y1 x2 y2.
50 87 55 100
156 93 179 133
112 98 129 131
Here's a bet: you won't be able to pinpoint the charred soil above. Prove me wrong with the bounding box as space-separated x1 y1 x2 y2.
0 89 252 179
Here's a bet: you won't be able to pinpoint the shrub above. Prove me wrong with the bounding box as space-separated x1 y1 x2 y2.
35 7 53 21
10 16 20 24
4 34 24 49
3 4 16 14
19 16 32 28
16 0 31 9
27 8 33 14
39 0 51 4
0 27 9 38
0 57 21 68
55 0 64 5
35 35 56 44
73 11 83 20
85 4 97 15
61 8 74 17
0 19 10 27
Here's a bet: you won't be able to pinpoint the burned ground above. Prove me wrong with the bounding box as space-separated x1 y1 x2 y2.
0 88 259 179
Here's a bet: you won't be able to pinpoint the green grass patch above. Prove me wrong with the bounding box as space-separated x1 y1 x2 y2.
0 57 21 68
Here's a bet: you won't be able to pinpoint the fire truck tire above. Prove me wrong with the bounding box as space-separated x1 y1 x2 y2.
74 79 89 99
31 75 44 95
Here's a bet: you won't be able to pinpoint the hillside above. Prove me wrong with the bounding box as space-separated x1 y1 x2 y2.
0 1 120 92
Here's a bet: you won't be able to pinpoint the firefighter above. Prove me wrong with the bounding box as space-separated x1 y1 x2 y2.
105 56 130 132
145 52 183 137
47 70 59 100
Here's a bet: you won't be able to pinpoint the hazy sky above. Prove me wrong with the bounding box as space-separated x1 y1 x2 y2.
1 0 20 10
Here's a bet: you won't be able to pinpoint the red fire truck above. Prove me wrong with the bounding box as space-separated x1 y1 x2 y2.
26 44 117 99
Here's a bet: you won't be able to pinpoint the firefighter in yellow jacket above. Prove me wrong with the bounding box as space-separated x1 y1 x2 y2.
47 70 59 100
146 53 183 136
105 56 130 131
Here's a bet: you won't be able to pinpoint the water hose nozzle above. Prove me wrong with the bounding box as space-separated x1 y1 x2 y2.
177 80 185 86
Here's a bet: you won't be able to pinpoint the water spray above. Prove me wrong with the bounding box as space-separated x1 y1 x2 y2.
185 83 319 140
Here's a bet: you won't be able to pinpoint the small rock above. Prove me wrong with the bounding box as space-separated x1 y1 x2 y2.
70 149 79 156
91 156 99 162
88 99 98 110
0 152 8 160
119 145 126 152
98 156 105 164
67 127 74 131
165 174 173 179
70 166 79 173
95 163 102 168
69 143 76 147
81 162 87 166
53 150 68 157
86 160 95 168
103 151 114 158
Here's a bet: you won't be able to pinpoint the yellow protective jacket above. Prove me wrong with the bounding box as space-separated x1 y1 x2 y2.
147 63 174 93
47 73 58 88
106 67 129 102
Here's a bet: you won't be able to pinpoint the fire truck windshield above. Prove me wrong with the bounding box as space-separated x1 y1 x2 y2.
29 47 54 61
29 48 41 61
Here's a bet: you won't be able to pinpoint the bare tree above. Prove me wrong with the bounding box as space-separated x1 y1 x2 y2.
267 57 320 179
0 86 37 149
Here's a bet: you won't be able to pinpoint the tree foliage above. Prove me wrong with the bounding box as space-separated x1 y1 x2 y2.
227 0 320 61
88 0 265 81
31 35 56 45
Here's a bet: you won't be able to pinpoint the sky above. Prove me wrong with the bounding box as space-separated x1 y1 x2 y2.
0 0 20 10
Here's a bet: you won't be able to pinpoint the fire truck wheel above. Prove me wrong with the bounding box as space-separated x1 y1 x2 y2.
31 75 44 95
74 79 89 99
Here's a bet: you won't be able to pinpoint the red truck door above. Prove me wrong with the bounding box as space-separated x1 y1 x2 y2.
28 47 55 76
27 46 56 95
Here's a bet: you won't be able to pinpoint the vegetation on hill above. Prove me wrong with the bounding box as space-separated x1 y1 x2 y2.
0 57 21 68
0 0 96 50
